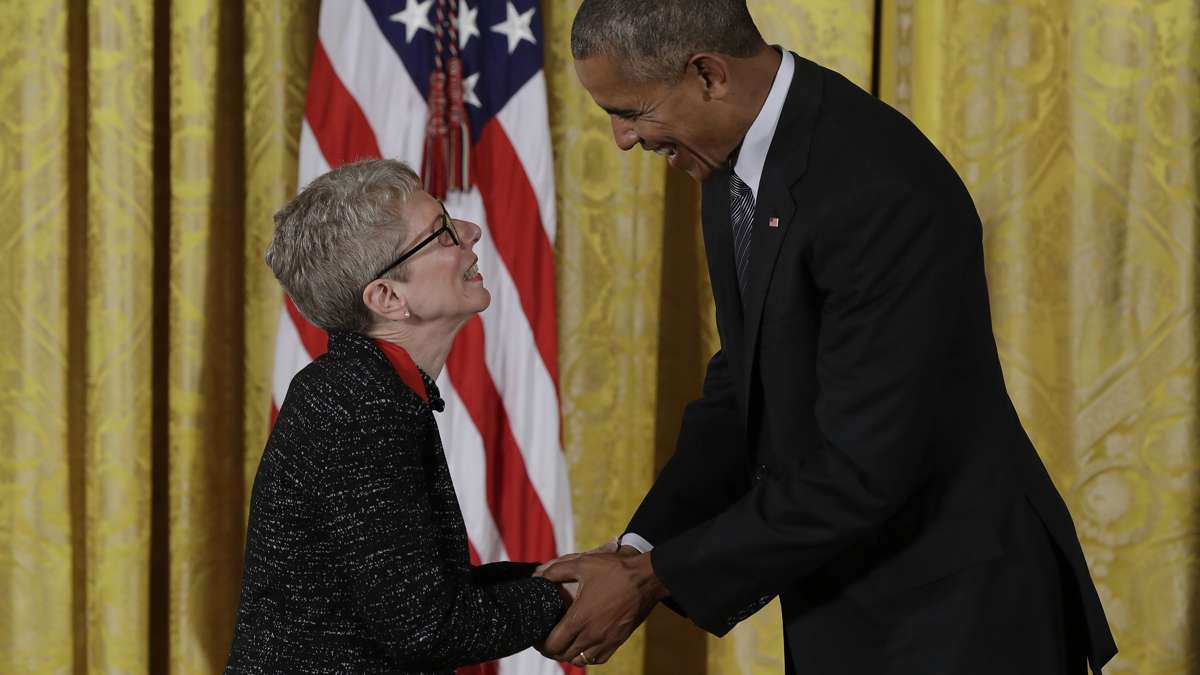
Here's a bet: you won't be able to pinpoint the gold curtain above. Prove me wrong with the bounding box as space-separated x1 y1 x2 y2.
878 2 1199 672
2 0 1196 673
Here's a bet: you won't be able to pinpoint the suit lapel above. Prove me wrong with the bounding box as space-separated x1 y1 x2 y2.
738 55 824 419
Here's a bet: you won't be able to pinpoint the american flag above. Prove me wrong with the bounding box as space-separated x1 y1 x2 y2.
270 2 579 673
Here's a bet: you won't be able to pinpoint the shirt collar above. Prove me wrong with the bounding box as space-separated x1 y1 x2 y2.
732 48 794 201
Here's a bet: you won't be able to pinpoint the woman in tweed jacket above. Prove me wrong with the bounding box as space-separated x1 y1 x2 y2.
226 159 569 674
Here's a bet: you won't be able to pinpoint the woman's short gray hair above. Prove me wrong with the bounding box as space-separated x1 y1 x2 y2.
571 0 765 82
266 158 421 333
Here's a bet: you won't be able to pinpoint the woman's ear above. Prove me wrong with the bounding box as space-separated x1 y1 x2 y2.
362 278 409 321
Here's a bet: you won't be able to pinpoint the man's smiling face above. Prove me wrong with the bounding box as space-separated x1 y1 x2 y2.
574 53 736 182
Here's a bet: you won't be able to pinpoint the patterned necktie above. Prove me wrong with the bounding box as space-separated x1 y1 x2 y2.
729 170 755 294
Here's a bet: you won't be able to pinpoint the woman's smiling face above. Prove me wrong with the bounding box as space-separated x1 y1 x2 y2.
391 191 490 322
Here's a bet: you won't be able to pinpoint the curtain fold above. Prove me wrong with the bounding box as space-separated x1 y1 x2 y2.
0 2 74 672
165 0 245 670
84 1 157 672
1 0 1195 673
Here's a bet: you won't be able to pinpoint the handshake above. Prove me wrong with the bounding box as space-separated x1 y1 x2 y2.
532 538 670 667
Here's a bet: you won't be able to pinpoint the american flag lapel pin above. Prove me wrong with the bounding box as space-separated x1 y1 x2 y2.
769 216 780 228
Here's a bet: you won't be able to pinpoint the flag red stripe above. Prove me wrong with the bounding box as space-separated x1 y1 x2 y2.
306 39 382 165
446 317 557 563
284 295 329 359
472 120 559 386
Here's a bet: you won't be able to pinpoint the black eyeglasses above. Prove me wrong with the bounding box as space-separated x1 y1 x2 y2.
375 200 461 278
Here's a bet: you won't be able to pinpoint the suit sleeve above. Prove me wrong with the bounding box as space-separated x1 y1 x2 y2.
321 399 565 670
627 348 751 546
650 183 962 636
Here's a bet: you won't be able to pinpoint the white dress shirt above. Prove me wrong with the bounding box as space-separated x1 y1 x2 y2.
621 49 795 555
733 48 795 201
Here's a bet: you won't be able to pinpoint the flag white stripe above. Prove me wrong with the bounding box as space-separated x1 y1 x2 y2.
500 647 559 675
298 120 332 190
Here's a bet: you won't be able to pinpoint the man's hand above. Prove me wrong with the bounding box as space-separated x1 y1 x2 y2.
534 537 628 577
534 538 641 660
538 552 669 666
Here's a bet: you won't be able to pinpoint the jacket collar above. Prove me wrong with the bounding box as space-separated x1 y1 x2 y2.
327 331 444 410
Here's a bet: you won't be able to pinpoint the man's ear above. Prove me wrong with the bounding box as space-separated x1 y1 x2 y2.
362 278 409 321
689 53 731 101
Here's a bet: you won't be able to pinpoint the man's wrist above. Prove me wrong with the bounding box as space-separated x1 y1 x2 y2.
628 552 669 601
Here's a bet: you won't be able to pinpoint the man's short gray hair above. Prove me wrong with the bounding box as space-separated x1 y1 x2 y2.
571 0 765 82
266 158 421 333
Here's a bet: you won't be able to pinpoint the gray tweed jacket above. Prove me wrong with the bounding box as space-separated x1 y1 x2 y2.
225 331 564 674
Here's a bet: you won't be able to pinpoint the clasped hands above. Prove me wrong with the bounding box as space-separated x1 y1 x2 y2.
534 539 669 666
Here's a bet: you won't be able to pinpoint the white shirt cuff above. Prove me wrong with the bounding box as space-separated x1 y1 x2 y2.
619 532 654 553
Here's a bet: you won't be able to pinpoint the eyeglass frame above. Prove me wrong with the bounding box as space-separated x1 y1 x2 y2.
373 200 461 279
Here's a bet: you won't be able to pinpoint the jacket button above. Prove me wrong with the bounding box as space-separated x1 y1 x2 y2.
752 464 769 481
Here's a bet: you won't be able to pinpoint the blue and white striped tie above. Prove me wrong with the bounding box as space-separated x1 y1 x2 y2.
729 170 755 294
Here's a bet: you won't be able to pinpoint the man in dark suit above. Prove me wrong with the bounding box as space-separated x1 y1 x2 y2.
538 1 1117 673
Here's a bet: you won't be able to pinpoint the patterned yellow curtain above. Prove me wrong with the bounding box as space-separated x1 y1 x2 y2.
2 0 1196 673
879 2 1199 672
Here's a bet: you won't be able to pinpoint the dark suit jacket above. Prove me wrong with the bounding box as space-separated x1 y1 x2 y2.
226 331 564 674
630 55 1118 674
